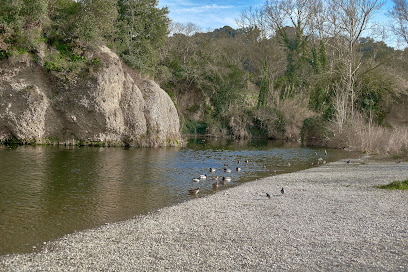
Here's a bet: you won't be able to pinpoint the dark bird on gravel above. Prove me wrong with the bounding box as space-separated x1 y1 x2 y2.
189 187 200 194
281 187 285 194
266 192 271 199
346 160 351 164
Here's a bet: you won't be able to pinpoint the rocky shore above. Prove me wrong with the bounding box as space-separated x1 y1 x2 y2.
1 159 408 271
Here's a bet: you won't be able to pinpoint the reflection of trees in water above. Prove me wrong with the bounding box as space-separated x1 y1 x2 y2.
0 146 49 254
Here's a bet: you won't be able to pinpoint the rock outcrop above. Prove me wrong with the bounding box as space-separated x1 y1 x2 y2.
0 46 181 147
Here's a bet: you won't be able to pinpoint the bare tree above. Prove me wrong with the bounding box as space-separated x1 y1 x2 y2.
328 0 384 123
170 22 201 36
237 6 269 39
390 0 408 45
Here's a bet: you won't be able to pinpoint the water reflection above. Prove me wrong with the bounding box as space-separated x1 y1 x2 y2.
0 140 358 255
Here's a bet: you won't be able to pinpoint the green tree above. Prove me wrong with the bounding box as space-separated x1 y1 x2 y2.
0 0 49 53
112 0 169 74
75 0 118 48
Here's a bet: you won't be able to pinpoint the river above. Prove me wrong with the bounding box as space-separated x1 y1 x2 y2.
0 138 358 255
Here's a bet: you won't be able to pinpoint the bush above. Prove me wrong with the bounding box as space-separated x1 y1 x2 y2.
184 120 208 134
326 115 408 157
251 107 286 139
300 116 329 146
43 47 87 74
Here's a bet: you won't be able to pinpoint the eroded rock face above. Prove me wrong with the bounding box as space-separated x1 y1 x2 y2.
0 46 181 147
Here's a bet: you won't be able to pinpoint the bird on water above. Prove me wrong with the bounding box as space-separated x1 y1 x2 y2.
281 187 285 194
189 187 200 194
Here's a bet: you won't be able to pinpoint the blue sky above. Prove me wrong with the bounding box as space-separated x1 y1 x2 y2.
158 0 264 31
158 0 402 48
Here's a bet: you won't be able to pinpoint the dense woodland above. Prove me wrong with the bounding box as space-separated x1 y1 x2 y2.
1 0 408 157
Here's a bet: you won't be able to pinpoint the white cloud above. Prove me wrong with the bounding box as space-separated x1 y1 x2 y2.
175 4 233 14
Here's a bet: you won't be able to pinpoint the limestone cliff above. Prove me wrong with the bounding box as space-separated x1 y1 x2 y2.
0 46 181 147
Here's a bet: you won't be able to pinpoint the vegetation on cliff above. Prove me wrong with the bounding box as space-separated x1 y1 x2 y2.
0 0 169 75
1 0 408 156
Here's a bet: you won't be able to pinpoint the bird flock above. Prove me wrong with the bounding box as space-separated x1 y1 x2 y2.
189 160 246 195
189 149 330 197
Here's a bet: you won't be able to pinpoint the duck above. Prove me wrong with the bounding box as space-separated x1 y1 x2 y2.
209 168 216 172
236 167 241 171
212 182 219 189
199 174 207 179
192 178 200 182
189 187 200 194
224 168 232 173
222 176 232 182
210 176 219 180
244 159 249 163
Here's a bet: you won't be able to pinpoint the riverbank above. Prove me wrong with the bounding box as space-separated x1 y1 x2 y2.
1 158 408 271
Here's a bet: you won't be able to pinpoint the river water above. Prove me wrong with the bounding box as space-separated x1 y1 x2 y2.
0 139 358 255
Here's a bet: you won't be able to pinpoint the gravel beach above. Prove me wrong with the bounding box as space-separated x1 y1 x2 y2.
1 158 408 271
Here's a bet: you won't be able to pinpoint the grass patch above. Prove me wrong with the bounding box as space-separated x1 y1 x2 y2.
377 180 408 190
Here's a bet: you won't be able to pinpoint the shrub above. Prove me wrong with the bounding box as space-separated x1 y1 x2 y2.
251 107 286 139
378 180 408 190
326 115 408 158
300 116 329 146
184 120 207 134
